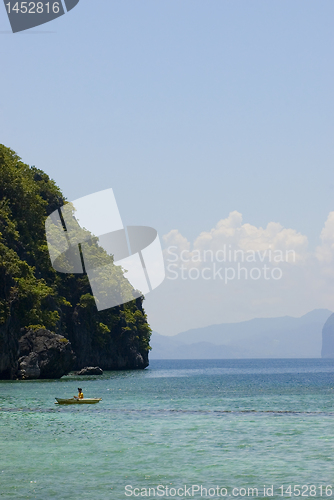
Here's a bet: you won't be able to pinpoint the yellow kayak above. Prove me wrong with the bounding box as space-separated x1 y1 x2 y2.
55 398 102 405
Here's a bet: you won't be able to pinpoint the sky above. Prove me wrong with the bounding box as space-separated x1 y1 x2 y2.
0 0 333 334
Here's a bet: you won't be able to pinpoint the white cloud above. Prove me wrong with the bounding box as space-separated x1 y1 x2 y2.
164 211 309 266
144 211 334 335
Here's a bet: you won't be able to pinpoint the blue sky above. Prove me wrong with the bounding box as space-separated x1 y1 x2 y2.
1 1 333 332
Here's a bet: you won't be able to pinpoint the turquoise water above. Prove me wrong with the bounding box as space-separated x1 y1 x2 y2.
0 359 333 499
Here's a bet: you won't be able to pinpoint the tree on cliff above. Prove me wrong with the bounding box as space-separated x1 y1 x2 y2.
0 145 151 378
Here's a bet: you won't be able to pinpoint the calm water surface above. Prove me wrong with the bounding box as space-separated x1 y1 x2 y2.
0 359 333 499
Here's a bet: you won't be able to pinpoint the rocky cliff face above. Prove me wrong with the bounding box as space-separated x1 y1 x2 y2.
321 313 334 358
0 293 150 379
67 297 149 371
0 145 152 379
0 315 19 379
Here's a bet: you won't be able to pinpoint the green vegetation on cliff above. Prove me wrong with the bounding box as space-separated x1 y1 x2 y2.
0 145 151 377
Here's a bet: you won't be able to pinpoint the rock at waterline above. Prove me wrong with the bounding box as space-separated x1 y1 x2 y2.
18 328 75 379
17 352 40 379
77 366 103 376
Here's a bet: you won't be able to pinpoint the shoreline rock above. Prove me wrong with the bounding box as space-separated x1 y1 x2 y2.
76 366 103 376
17 352 40 379
17 328 75 379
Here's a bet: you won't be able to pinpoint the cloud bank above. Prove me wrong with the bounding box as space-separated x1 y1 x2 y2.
144 211 334 335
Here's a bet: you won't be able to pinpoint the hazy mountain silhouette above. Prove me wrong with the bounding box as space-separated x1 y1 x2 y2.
151 309 332 359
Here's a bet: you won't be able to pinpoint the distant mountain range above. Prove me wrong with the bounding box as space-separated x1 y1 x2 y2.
150 309 333 359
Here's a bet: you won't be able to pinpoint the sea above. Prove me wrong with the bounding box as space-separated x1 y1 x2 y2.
0 359 333 500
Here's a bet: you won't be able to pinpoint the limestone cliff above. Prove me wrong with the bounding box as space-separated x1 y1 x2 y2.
0 314 19 379
68 296 149 370
0 145 151 379
321 313 334 358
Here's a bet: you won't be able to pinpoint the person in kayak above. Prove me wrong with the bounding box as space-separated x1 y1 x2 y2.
74 388 84 399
